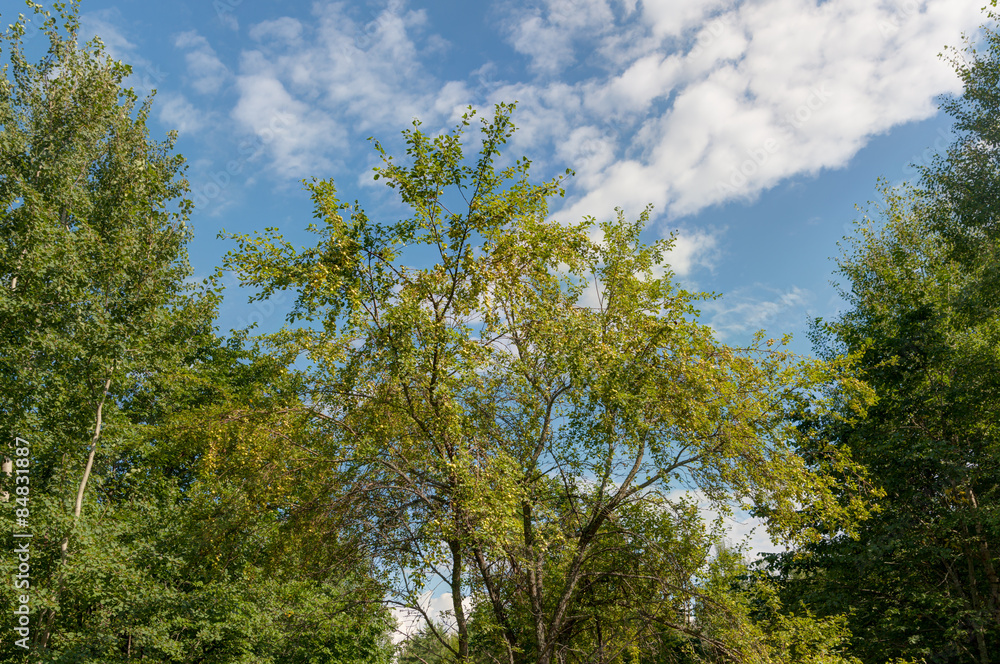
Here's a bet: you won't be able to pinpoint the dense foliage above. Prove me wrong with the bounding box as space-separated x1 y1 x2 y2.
3 1 1000 663
223 100 872 664
0 3 392 662
765 9 1000 664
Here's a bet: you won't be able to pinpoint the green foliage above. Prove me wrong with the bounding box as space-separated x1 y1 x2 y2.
768 13 1000 664
0 3 393 661
694 549 861 664
399 624 460 664
225 102 872 664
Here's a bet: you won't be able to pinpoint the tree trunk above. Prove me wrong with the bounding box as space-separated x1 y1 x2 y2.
61 374 113 555
449 538 469 662
966 486 1000 625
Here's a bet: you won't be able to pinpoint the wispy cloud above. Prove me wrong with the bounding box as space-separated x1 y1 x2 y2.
247 17 304 43
225 1 473 178
175 31 230 95
503 0 619 75
157 92 207 134
79 9 169 96
704 284 813 340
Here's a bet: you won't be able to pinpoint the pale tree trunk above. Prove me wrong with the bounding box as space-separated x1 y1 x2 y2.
60 374 113 555
11 247 27 290
40 373 114 649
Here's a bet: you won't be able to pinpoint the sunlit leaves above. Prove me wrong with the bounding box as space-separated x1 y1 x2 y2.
224 101 872 663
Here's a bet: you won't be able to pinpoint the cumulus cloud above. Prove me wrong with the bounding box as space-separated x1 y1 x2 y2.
489 0 978 226
665 228 720 276
202 0 983 229
551 0 983 223
79 9 137 56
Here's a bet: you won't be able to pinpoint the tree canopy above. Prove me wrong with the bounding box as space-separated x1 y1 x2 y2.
0 3 392 661
224 102 872 664
765 10 1000 664
5 1 1000 662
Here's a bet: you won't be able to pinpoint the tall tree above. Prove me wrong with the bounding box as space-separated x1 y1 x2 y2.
0 0 212 543
225 103 872 664
766 9 1000 663
0 0 213 652
0 4 394 661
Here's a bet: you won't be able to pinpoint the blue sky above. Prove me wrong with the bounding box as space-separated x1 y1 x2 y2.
32 0 983 353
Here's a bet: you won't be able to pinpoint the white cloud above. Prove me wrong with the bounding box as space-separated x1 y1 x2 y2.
79 10 136 56
248 17 304 43
669 488 782 558
175 31 230 94
504 0 618 75
213 2 239 31
158 92 206 134
665 228 720 276
495 0 983 225
199 0 983 226
391 590 474 644
225 1 474 178
231 54 342 178
79 10 168 96
556 125 619 185
641 0 733 39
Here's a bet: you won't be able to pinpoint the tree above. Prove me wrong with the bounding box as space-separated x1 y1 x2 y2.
0 0 214 533
766 11 1000 662
225 102 872 664
0 0 216 648
0 3 393 660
